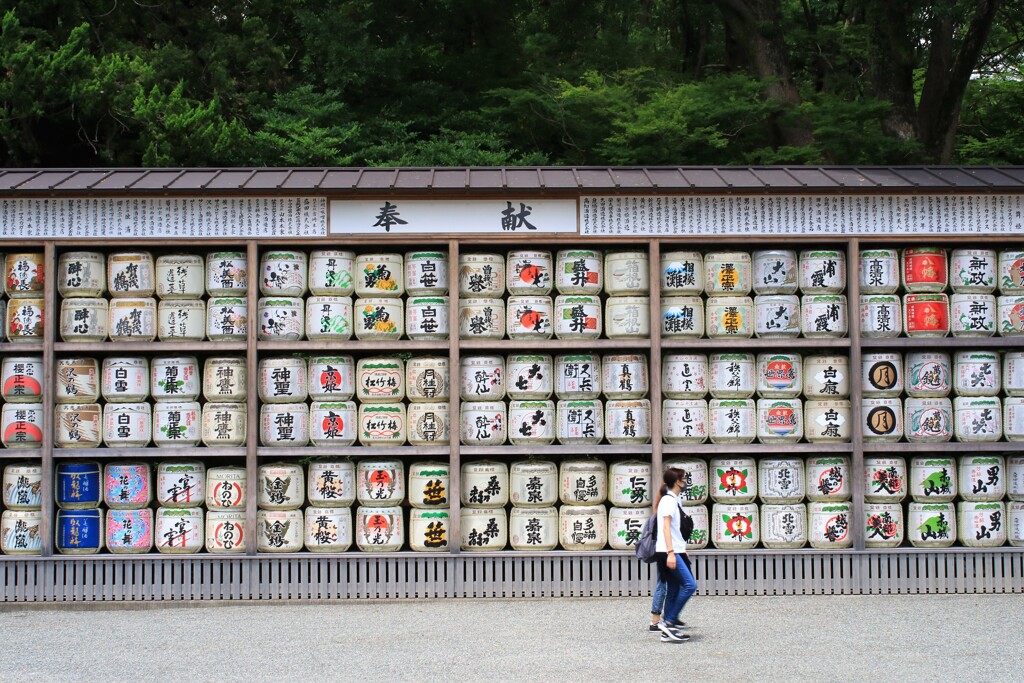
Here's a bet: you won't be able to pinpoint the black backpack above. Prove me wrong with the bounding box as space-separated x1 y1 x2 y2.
680 508 694 542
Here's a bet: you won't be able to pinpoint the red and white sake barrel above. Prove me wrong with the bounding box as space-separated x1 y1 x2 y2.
310 249 355 297
553 295 602 340
808 501 853 549
257 297 304 341
757 398 802 444
58 251 105 298
664 458 709 507
555 249 601 295
761 504 807 549
205 251 248 297
605 399 651 445
506 295 552 339
153 401 202 447
461 460 508 508
205 509 246 553
754 294 800 338
105 509 153 554
951 248 996 293
1 403 43 449
258 462 305 511
559 504 607 551
260 250 307 297
355 506 404 551
1 509 42 555
259 356 308 404
203 356 246 402
910 456 958 503
904 397 953 443
155 508 204 554
554 353 601 399
506 354 551 400
862 352 903 398
758 458 804 504
304 507 353 552
803 354 850 399
602 354 649 400
709 457 757 504
59 297 108 342
806 456 851 502
509 507 558 551
256 509 303 552
862 398 903 443
405 250 448 296
309 401 357 447
151 355 200 402
507 250 553 295
608 506 651 551
305 296 353 341
307 355 355 401
605 296 650 339
709 353 755 399
102 356 149 402
356 459 404 507
103 461 151 510
908 502 956 548
307 460 355 507
409 509 450 552
661 251 703 295
508 400 555 445
406 296 449 340
998 295 1024 335
661 296 705 338
662 353 708 399
804 399 852 443
799 250 846 294
54 403 102 448
1 356 43 403
461 507 508 551
106 251 154 297
864 503 904 549
904 293 950 337
408 461 450 508
605 251 648 296
260 403 310 448
608 459 652 508
559 459 607 506
509 460 558 508
708 399 756 444
756 353 801 399
902 247 947 293
102 403 151 448
864 457 907 503
206 467 246 510
905 351 951 397
752 249 798 295
155 460 205 508
1008 502 1024 547
712 503 759 549
706 296 753 338
958 501 1006 548
954 397 1002 442
201 402 246 447
662 399 708 444
2 462 42 510
958 455 1005 502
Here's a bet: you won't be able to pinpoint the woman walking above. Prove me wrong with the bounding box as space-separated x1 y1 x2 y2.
654 468 697 643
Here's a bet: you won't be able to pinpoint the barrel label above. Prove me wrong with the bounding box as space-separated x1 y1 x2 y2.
920 469 953 497
918 513 952 541
821 513 849 543
721 513 754 540
867 406 898 435
717 468 749 497
871 466 904 496
867 361 899 391
816 466 845 497
865 510 899 542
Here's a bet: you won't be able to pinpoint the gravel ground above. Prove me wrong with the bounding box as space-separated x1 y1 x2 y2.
0 594 1021 682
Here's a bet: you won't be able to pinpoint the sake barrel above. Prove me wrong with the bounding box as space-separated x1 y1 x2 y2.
309 401 357 447
408 462 450 508
560 459 606 506
708 399 756 444
904 293 950 337
59 297 108 342
409 509 450 552
559 504 607 551
805 399 852 443
910 457 957 503
905 397 953 443
5 297 43 342
1004 351 1024 396
506 295 553 339
864 457 907 503
555 249 602 295
307 356 355 401
205 251 248 297
602 354 648 400
758 458 805 504
1011 457 1024 501
260 250 307 297
151 355 200 402
257 297 304 341
506 354 552 400
662 399 708 444
462 507 509 551
554 353 601 399
356 404 405 447
462 460 509 507
356 357 404 404
661 296 704 338
709 353 755 399
355 506 404 551
959 455 1005 502
356 459 404 506
1008 502 1024 547
903 247 948 293
664 458 709 507
908 503 956 548
310 249 356 296
58 251 105 298
205 509 247 553
508 400 555 445
951 293 996 337
105 509 154 554
201 402 246 447
405 356 449 403
56 509 104 555
405 250 448 296
905 351 951 397
801 294 848 338
859 295 902 338
609 507 651 551
260 402 310 448
954 350 999 397
155 254 204 299
1001 294 1024 335
705 296 754 338
1006 397 1024 441
864 503 904 549
958 501 1006 547
1000 250 1024 295
2 463 42 510
803 354 850 399
862 352 903 398
1 356 43 402
206 467 247 510
753 249 798 295
661 251 703 295
704 252 751 296
305 295 354 341
807 456 851 502
55 461 101 510
684 505 710 549
155 508 204 554
756 353 802 398
103 461 151 510
1 510 42 555
459 401 504 446
259 356 308 404
203 356 247 403
662 353 708 399
256 509 303 552
107 252 154 298
808 502 853 549
606 399 651 445
862 398 903 443
107 297 157 341
153 401 202 447
458 297 504 339
553 295 602 339
608 460 652 508
799 250 846 293
757 398 802 444
710 457 757 504
951 248 996 293
156 461 205 508
954 396 1002 442
555 399 603 445
307 460 355 507
102 356 149 402
460 355 505 402
407 402 450 446
761 504 807 549
754 294 800 338
509 460 558 507
104 396 155 448
458 252 504 297
859 248 900 295
304 507 353 552
605 251 648 296
605 296 650 339
406 296 449 341
1 403 43 449
54 403 101 448
712 503 759 549
258 462 305 510
507 250 553 295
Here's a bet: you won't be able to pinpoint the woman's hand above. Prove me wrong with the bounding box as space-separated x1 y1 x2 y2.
666 553 677 569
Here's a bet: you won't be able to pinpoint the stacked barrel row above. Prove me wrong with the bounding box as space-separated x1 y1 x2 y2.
2 252 45 343
0 461 43 554
1 254 45 454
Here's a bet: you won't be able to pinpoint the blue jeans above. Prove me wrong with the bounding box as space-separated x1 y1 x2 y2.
651 574 667 616
658 553 696 624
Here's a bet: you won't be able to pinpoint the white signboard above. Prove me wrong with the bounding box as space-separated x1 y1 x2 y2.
581 194 1024 236
330 199 577 235
0 197 327 238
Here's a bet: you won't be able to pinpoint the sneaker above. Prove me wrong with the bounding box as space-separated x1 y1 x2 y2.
656 620 679 638
668 620 687 629
649 624 661 632
661 631 691 643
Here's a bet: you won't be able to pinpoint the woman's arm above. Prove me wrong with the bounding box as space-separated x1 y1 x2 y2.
661 512 677 568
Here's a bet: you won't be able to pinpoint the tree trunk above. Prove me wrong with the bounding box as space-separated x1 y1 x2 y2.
864 0 919 147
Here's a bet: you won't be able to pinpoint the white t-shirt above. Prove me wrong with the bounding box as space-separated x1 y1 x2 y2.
655 491 687 555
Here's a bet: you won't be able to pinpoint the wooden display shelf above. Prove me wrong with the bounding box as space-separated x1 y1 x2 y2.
862 442 1024 453
663 442 853 455
52 447 248 459
460 338 650 351
662 337 851 350
257 340 448 352
459 444 652 456
256 446 450 458
54 341 247 353
860 336 1024 348
0 451 43 459
0 342 44 352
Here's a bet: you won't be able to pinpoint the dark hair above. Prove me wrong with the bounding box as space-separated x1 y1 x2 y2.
658 467 686 497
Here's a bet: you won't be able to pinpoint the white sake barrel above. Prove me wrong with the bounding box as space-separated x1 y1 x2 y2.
862 398 903 443
951 249 996 294
998 295 1024 335
256 509 303 552
309 249 355 296
1009 502 1024 547
1004 351 1024 396
704 252 751 296
155 254 203 300
999 250 1024 295
102 357 149 402
206 467 247 510
507 250 553 295
462 507 509 551
1005 397 1024 441
207 297 249 343
903 247 948 293
710 457 757 503
954 396 1002 442
864 503 904 549
553 295 602 339
409 509 450 552
602 354 648 400
460 401 505 446
59 297 108 342
357 404 406 447
959 455 1005 502
304 507 353 552
761 504 807 549
608 460 652 508
754 294 800 338
205 509 246 553
260 402 310 448
508 400 555 445
862 352 902 398
107 252 154 298
661 295 704 337
205 251 248 297
307 460 355 507
606 399 651 444
705 296 754 338
755 353 801 398
260 250 307 297
103 402 152 448
108 297 157 341
356 356 404 404
958 501 1006 547
904 293 950 337
408 462 450 508
506 295 552 339
665 458 709 507
801 294 848 338
709 353 755 399
356 459 404 506
859 248 900 295
56 358 98 404
306 295 353 341
905 397 953 443
406 296 448 340
555 249 602 295
258 462 305 510
605 296 650 339
407 402 450 446
662 353 708 399
307 356 355 402
1 403 43 448
910 457 957 503
103 461 151 510
559 505 607 551
405 250 448 296
2 463 41 510
806 456 851 502
661 251 703 295
506 354 552 400
955 350 999 397
156 461 205 508
905 351 951 397
203 356 247 403
753 249 798 295
259 356 308 404
1 356 43 402
1 509 42 555
662 399 708 444
257 296 304 341
799 250 846 293
804 399 851 442
458 252 504 298
406 356 449 402
155 508 203 554
55 509 104 555
555 353 601 399
712 503 759 549
951 293 996 336
608 507 651 551
153 401 201 447
684 505 710 549
509 460 558 507
757 398 802 444
859 295 902 338
605 251 648 296
560 459 607 505
556 399 603 445
458 297 504 339
1011 457 1024 501
308 401 358 447
460 355 505 402
868 456 909 505
5 298 35 342
708 399 755 444
355 506 404 551
201 402 246 447
151 355 200 402
58 251 105 298
54 403 102 448
758 458 805 504
462 460 508 507
808 502 852 549
908 502 956 548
